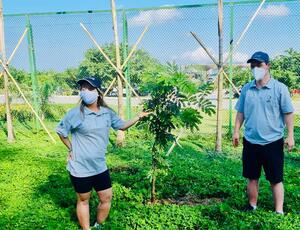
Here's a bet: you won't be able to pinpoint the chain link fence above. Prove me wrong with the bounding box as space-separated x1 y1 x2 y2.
1 0 300 145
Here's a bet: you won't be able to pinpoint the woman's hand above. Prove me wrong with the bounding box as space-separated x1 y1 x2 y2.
119 111 153 131
138 111 152 120
67 150 73 161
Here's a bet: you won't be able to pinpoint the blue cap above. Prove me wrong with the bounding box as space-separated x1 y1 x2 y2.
77 77 101 88
247 51 269 64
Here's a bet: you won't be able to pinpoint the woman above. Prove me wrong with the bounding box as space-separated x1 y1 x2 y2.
56 77 149 230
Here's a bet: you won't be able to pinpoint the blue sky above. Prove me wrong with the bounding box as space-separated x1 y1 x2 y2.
3 1 300 71
4 0 217 14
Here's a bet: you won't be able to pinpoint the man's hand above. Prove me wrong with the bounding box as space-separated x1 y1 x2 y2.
232 132 240 147
284 135 295 152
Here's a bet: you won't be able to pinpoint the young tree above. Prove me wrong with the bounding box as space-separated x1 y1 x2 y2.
140 71 215 202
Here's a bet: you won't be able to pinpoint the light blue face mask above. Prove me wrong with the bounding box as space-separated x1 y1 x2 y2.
80 90 98 105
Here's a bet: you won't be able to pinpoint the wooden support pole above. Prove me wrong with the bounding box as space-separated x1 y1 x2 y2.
104 77 116 96
121 25 148 69
103 25 148 98
168 0 265 155
0 0 14 142
190 31 240 95
215 0 224 153
111 0 125 146
0 59 56 143
213 0 266 84
80 23 142 102
7 28 28 65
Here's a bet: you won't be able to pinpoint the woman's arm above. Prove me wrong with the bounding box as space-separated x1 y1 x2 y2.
58 135 73 160
119 111 151 131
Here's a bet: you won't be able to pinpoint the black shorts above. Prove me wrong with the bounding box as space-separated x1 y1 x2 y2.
242 137 284 184
69 169 112 194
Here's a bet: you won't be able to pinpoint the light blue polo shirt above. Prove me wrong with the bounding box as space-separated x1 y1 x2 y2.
56 106 125 177
235 78 294 145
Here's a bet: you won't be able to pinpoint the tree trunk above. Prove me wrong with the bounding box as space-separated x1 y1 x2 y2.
151 151 157 203
151 173 156 203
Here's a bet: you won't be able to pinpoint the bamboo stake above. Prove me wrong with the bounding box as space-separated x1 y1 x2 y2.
80 22 142 102
0 0 14 142
0 59 56 143
103 25 148 97
111 0 126 147
7 28 28 64
104 77 116 96
215 0 224 153
121 25 148 69
166 130 183 156
168 0 265 155
213 0 266 83
191 31 240 95
191 32 218 64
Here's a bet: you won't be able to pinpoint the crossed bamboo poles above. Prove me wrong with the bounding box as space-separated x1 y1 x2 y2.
1 0 266 146
80 23 148 101
167 0 266 155
0 27 56 143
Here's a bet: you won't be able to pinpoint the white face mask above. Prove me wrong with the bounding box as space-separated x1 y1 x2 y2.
252 67 266 81
79 90 98 105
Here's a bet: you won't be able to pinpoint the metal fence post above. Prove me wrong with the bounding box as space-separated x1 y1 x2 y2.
122 10 132 119
26 15 40 129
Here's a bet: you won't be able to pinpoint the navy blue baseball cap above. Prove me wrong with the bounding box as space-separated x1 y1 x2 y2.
247 51 270 64
77 77 101 88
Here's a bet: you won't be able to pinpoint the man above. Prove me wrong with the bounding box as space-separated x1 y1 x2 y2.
233 51 294 214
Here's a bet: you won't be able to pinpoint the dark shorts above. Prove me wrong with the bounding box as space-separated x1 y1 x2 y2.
69 169 112 194
242 137 284 184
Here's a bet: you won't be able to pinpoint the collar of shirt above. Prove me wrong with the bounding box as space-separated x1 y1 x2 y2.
84 106 109 116
250 77 275 89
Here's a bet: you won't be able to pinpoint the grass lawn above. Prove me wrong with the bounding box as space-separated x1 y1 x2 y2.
0 107 299 229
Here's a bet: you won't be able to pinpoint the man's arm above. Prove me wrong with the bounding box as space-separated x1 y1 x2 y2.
284 112 294 152
233 112 244 147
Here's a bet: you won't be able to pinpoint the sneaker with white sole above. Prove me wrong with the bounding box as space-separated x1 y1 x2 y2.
243 204 257 212
93 222 103 229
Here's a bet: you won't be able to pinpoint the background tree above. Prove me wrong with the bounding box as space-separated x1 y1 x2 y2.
270 48 300 91
78 43 165 88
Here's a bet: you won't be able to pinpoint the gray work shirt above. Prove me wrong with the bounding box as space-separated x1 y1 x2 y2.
235 78 294 145
56 106 125 177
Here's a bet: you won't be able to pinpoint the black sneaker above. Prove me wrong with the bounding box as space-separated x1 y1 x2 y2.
243 204 257 212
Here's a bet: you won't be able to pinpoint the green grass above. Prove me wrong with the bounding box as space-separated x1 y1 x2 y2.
0 110 299 229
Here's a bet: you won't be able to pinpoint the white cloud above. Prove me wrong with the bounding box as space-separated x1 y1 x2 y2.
181 47 214 64
260 4 289 17
180 47 248 64
224 52 248 64
128 9 181 26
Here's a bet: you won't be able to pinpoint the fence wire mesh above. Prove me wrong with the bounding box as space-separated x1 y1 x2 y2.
1 0 300 143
